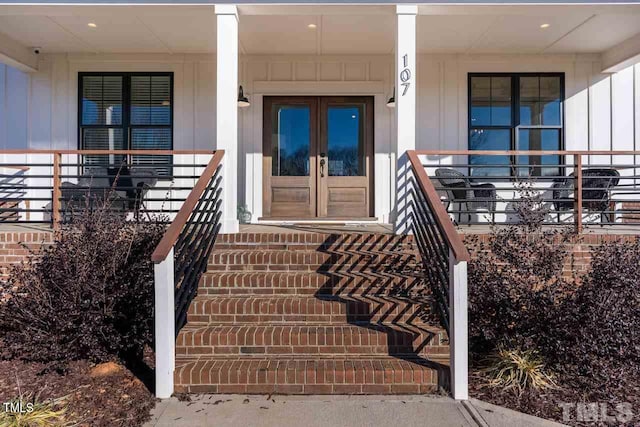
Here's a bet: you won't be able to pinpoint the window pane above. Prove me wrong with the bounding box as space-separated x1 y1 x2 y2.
542 101 561 126
520 76 561 126
469 129 511 177
327 106 364 176
82 128 125 167
470 77 491 126
490 77 511 125
491 102 512 126
540 77 561 101
81 76 122 125
519 77 539 125
517 129 561 177
519 77 539 101
131 128 172 176
271 105 310 176
131 75 171 125
470 76 512 126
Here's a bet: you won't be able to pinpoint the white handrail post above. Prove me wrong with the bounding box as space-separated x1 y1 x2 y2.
449 248 468 400
154 248 175 399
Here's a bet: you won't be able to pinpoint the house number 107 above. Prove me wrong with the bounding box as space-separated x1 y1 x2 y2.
400 54 411 96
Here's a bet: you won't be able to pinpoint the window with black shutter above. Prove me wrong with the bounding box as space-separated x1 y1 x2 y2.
79 72 173 176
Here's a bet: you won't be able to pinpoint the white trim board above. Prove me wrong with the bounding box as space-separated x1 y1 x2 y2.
252 80 386 95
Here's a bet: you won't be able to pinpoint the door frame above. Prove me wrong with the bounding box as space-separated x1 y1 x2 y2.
261 95 375 220
244 80 390 223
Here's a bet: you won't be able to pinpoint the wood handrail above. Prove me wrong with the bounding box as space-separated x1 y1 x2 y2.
151 150 225 263
407 150 471 263
0 165 30 171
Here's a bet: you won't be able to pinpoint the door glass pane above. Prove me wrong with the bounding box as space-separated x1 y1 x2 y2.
327 106 364 176
469 129 511 177
517 129 561 177
271 105 310 176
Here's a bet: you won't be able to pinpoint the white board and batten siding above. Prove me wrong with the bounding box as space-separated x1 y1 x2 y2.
1 54 640 222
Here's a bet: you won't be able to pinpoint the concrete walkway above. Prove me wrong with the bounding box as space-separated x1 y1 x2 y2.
146 395 566 427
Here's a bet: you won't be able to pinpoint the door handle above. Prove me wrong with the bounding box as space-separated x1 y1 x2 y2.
320 158 326 177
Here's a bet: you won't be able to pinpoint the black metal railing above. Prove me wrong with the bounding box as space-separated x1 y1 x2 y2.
172 165 223 332
407 151 470 333
151 150 225 334
415 150 640 232
0 150 216 226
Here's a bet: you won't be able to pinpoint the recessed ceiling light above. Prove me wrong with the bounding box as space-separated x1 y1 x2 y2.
540 23 550 29
307 24 317 29
87 22 97 28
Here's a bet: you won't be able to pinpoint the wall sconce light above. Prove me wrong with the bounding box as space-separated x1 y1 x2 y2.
237 85 250 108
386 87 395 108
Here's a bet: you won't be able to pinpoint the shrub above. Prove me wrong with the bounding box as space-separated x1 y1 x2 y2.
0 202 165 364
549 239 640 388
468 183 640 401
467 183 576 354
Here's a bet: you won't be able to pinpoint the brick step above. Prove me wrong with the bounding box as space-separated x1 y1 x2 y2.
198 272 424 296
215 241 417 252
216 233 415 247
208 250 419 272
186 296 435 325
174 356 447 394
176 325 448 357
209 249 418 265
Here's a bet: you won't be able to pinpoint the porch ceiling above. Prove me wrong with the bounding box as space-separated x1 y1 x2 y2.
0 4 638 56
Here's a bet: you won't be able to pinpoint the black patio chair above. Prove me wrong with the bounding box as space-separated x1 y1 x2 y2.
60 165 157 221
434 168 497 224
130 167 158 218
551 168 620 224
60 166 126 216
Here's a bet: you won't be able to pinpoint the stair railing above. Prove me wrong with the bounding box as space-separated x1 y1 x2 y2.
151 150 225 398
407 150 471 400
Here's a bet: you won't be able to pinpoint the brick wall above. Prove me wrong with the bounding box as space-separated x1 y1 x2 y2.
0 231 53 279
0 230 635 281
463 233 638 278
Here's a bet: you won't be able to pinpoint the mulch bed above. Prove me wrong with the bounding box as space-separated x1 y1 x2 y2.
0 359 156 426
470 372 640 426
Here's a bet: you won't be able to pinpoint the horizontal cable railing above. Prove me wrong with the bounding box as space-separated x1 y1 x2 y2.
413 150 640 232
407 150 470 400
150 150 225 399
0 149 216 227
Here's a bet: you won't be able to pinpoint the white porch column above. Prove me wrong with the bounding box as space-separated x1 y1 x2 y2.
449 249 469 400
393 5 417 234
154 249 175 399
216 4 240 234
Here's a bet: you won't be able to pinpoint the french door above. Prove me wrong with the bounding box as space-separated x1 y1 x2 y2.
262 96 374 219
